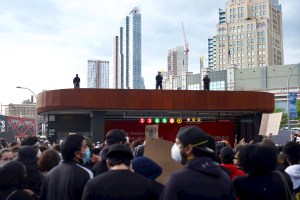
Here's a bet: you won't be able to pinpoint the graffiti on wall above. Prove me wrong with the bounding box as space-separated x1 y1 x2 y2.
0 115 35 142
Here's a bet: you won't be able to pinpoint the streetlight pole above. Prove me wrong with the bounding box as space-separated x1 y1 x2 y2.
287 63 300 130
16 86 38 136
16 86 37 101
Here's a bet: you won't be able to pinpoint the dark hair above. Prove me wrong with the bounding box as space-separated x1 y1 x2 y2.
10 141 19 147
107 157 131 167
22 161 44 195
219 147 235 164
259 138 276 147
106 129 127 145
61 135 84 161
220 156 234 164
21 136 38 146
238 144 277 175
131 139 143 149
0 161 27 190
38 150 61 173
0 138 8 148
92 148 101 155
283 142 300 165
11 147 19 153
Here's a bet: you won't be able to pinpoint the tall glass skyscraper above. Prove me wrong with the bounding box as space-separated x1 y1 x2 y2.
112 7 145 89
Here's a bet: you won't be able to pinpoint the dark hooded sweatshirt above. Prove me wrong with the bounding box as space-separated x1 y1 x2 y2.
0 162 34 200
159 157 236 200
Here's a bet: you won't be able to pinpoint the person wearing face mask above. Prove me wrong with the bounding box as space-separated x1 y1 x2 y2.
39 134 93 200
82 136 93 169
160 126 236 200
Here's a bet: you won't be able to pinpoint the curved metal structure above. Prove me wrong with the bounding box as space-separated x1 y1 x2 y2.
36 89 274 143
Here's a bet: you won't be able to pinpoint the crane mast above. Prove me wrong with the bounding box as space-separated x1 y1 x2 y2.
182 22 189 70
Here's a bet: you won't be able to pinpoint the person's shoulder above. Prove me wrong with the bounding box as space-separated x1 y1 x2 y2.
233 173 248 184
75 164 93 178
11 190 35 200
168 168 189 180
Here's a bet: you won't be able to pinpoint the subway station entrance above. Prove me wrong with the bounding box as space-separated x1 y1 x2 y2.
36 89 274 145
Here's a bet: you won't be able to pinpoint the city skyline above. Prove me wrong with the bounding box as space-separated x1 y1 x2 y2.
0 0 299 105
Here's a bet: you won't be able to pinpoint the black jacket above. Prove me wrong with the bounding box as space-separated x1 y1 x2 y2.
159 157 236 200
233 171 293 200
39 160 93 200
92 147 109 176
156 75 163 83
82 170 158 200
0 190 34 200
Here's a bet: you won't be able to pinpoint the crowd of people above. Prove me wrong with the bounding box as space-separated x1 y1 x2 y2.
0 127 300 200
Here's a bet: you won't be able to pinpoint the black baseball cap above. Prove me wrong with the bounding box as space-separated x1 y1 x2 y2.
107 144 133 160
177 126 214 154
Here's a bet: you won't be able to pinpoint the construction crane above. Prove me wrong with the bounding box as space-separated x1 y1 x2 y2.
182 22 189 69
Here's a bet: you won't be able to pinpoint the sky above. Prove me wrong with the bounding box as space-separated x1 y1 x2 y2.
0 0 299 106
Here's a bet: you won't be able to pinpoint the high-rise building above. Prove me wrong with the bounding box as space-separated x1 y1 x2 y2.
219 8 226 24
210 0 283 71
4 101 36 118
112 36 121 89
163 46 189 90
87 60 109 88
208 8 226 71
168 46 187 77
112 7 145 89
208 36 217 70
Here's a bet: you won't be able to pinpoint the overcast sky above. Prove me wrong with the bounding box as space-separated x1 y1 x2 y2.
0 0 299 106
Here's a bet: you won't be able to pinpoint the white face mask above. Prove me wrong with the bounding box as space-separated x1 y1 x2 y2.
171 143 182 163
